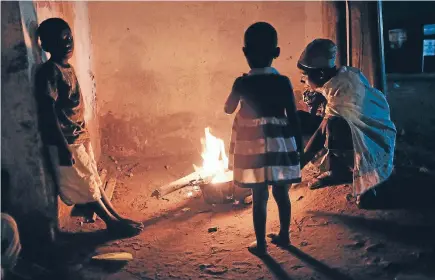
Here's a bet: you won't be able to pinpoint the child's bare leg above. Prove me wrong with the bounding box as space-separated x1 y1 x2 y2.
99 185 130 220
90 187 143 235
248 185 269 255
98 185 144 233
89 199 117 224
90 199 143 236
269 185 291 246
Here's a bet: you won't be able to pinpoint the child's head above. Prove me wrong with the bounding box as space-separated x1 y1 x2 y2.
37 18 74 62
243 22 280 69
297 39 337 89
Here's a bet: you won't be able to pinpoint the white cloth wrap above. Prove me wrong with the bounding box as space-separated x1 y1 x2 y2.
319 66 396 195
49 141 102 205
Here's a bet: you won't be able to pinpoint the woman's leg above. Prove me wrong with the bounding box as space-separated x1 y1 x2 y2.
302 118 328 168
309 117 354 189
271 184 291 244
297 110 323 136
325 116 354 178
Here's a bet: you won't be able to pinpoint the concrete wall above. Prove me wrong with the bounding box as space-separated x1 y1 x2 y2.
88 2 326 158
1 1 58 244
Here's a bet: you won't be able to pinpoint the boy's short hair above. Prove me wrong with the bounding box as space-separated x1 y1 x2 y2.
244 22 278 50
37 18 70 44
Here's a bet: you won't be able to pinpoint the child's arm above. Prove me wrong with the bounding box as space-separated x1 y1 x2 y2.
224 77 242 114
35 67 73 166
284 78 303 158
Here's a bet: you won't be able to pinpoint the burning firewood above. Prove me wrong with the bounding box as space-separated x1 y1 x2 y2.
151 128 235 204
151 171 213 198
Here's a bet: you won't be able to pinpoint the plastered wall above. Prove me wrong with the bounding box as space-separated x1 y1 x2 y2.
1 1 58 243
88 2 326 158
1 1 98 236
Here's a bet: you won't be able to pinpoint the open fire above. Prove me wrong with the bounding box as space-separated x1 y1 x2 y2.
193 127 232 184
151 127 233 200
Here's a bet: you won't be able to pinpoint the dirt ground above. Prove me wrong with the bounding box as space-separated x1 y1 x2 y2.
52 134 435 280
54 78 435 279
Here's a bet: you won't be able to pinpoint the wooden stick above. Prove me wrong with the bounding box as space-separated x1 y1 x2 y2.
151 170 233 199
100 169 108 184
105 177 117 201
151 171 212 198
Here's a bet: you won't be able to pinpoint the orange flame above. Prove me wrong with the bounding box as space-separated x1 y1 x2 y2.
193 127 229 183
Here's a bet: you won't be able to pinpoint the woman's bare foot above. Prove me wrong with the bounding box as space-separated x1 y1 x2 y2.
267 233 291 248
107 219 144 237
247 241 267 257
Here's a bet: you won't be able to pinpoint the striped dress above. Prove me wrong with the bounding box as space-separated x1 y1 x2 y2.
227 67 301 188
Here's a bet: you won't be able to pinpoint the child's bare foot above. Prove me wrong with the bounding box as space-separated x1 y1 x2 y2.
107 219 144 237
247 241 267 257
267 233 291 248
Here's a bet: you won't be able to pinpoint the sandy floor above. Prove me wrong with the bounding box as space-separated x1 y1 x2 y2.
54 138 435 280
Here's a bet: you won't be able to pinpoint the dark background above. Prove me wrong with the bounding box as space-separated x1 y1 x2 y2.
383 1 435 73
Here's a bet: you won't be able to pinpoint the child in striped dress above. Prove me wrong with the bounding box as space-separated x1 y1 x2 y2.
225 22 303 255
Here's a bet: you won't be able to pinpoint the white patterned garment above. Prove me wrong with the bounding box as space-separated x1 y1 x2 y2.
318 66 396 195
228 67 301 188
49 141 102 205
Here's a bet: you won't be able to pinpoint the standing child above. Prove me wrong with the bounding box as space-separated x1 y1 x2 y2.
225 22 303 256
35 18 143 236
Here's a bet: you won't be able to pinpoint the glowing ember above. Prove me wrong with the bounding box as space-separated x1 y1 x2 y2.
193 127 230 183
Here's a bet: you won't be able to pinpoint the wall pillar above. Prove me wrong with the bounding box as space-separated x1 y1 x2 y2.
348 0 387 93
1 1 57 249
322 1 347 67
